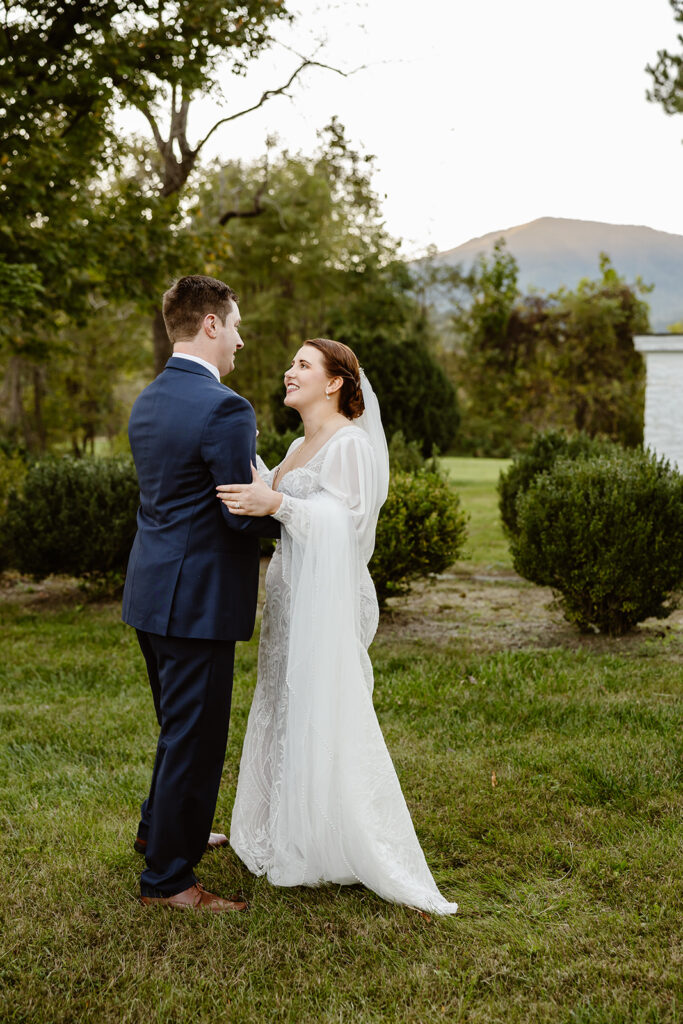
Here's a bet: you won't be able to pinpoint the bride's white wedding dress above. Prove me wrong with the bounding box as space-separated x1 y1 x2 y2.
230 388 457 915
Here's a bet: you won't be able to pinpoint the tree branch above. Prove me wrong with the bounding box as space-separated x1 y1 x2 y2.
219 181 267 226
175 89 193 159
219 155 270 226
195 58 363 154
138 103 166 155
158 86 198 195
218 202 264 226
138 56 366 199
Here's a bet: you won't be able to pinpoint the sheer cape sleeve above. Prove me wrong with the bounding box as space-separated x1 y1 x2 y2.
255 453 274 486
274 430 380 558
268 428 458 914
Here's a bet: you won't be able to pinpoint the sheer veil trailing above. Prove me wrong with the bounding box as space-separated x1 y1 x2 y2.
231 369 458 915
356 368 390 507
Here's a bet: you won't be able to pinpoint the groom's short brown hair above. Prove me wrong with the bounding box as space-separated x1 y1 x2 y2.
162 275 238 343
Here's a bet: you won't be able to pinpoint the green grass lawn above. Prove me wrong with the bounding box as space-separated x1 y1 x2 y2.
440 457 512 568
1 459 681 1023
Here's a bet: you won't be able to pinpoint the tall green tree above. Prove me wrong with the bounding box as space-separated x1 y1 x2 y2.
547 255 650 445
185 122 399 410
0 0 327 447
1 0 292 311
179 123 459 452
450 242 551 454
450 243 650 455
647 0 683 123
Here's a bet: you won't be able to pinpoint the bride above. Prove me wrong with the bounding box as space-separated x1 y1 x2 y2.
217 338 457 915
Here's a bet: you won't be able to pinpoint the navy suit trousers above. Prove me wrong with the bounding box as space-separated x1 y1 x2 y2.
135 630 236 897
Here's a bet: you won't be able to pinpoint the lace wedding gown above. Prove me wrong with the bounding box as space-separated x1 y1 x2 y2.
230 424 458 915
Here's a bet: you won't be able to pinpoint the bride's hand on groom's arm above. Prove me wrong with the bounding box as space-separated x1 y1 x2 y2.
217 464 283 517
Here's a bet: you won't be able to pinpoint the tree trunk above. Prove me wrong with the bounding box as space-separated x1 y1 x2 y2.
5 356 24 440
153 307 172 376
574 392 589 434
32 365 47 451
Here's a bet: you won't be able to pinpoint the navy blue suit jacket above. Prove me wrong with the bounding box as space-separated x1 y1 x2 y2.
122 357 280 641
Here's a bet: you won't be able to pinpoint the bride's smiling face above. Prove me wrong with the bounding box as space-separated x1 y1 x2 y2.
283 345 334 411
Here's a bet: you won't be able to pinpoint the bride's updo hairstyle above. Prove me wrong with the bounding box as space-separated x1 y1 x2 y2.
305 338 365 419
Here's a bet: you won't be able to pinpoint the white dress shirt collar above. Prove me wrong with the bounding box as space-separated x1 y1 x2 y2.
172 353 221 382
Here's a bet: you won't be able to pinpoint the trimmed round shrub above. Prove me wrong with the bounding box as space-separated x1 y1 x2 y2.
0 447 29 514
0 452 470 615
511 448 683 635
498 430 613 539
0 455 139 579
387 430 438 474
371 469 468 607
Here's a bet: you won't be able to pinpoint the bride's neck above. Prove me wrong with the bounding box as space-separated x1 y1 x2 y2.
300 404 346 439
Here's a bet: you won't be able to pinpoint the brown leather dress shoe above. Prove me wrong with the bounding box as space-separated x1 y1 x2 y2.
140 883 247 913
134 832 229 855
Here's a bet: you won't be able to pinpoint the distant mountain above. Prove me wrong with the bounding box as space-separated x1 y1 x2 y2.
424 217 683 330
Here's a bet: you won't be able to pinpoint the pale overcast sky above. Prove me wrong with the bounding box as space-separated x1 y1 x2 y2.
120 0 683 256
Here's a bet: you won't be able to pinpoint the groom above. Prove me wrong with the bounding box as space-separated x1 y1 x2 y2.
122 275 279 912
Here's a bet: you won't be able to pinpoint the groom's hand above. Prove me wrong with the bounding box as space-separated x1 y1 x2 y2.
217 464 283 517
